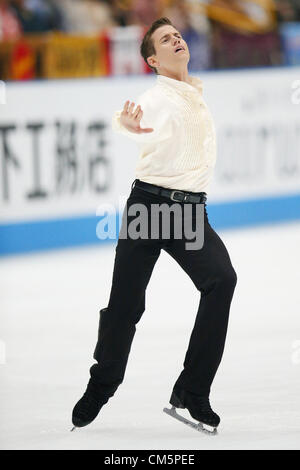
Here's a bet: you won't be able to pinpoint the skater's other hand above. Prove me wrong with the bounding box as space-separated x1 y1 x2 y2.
120 101 154 134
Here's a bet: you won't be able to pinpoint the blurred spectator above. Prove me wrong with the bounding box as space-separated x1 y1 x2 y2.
184 0 211 36
161 0 211 70
10 0 60 32
206 0 282 68
52 0 118 33
0 0 22 39
206 0 278 34
2 0 299 80
126 0 162 26
107 0 132 27
275 0 300 22
275 0 300 65
26 0 64 29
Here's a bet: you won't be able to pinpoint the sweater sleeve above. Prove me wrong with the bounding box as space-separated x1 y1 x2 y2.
111 90 173 144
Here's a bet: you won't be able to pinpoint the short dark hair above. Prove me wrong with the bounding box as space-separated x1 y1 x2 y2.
140 17 175 75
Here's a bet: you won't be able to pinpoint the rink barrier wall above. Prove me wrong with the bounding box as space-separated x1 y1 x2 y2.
1 66 300 256
1 192 299 256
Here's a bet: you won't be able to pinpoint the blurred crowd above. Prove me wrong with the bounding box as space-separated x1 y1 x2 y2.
1 0 300 71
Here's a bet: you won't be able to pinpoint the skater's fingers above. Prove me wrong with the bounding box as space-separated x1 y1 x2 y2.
123 101 136 115
128 102 135 114
123 100 130 112
133 105 141 119
138 127 154 133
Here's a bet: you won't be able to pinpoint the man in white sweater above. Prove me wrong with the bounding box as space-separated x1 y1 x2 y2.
72 17 237 434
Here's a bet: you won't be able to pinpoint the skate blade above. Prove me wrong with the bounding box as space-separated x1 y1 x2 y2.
163 406 218 436
70 426 77 432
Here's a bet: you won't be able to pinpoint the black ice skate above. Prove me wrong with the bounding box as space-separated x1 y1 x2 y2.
71 379 109 431
163 388 220 435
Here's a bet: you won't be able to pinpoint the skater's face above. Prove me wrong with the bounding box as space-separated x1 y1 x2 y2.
147 25 190 74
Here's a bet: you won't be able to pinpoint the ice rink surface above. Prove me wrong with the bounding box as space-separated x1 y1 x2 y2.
1 220 300 450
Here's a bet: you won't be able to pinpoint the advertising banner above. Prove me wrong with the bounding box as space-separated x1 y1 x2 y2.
1 67 299 254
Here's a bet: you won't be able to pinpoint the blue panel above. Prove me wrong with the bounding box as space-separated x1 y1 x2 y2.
1 193 299 256
207 193 300 230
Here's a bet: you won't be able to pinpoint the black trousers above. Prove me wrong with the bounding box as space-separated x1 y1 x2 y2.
90 181 237 398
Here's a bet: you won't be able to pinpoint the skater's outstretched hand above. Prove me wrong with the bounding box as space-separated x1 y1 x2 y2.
120 101 154 134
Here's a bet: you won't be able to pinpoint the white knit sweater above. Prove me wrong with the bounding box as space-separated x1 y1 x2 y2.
112 74 217 193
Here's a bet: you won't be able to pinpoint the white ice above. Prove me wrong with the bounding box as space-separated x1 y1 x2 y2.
0 221 300 450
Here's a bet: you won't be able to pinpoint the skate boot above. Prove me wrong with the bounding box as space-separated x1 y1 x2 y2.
71 379 109 430
163 387 220 435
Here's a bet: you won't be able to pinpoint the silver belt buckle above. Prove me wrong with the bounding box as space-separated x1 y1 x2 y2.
170 190 187 202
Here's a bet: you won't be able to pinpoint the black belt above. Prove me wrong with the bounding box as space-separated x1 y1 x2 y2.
132 179 207 204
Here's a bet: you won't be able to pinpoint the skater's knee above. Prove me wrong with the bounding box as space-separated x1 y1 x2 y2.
218 266 237 290
194 264 237 294
230 266 238 287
